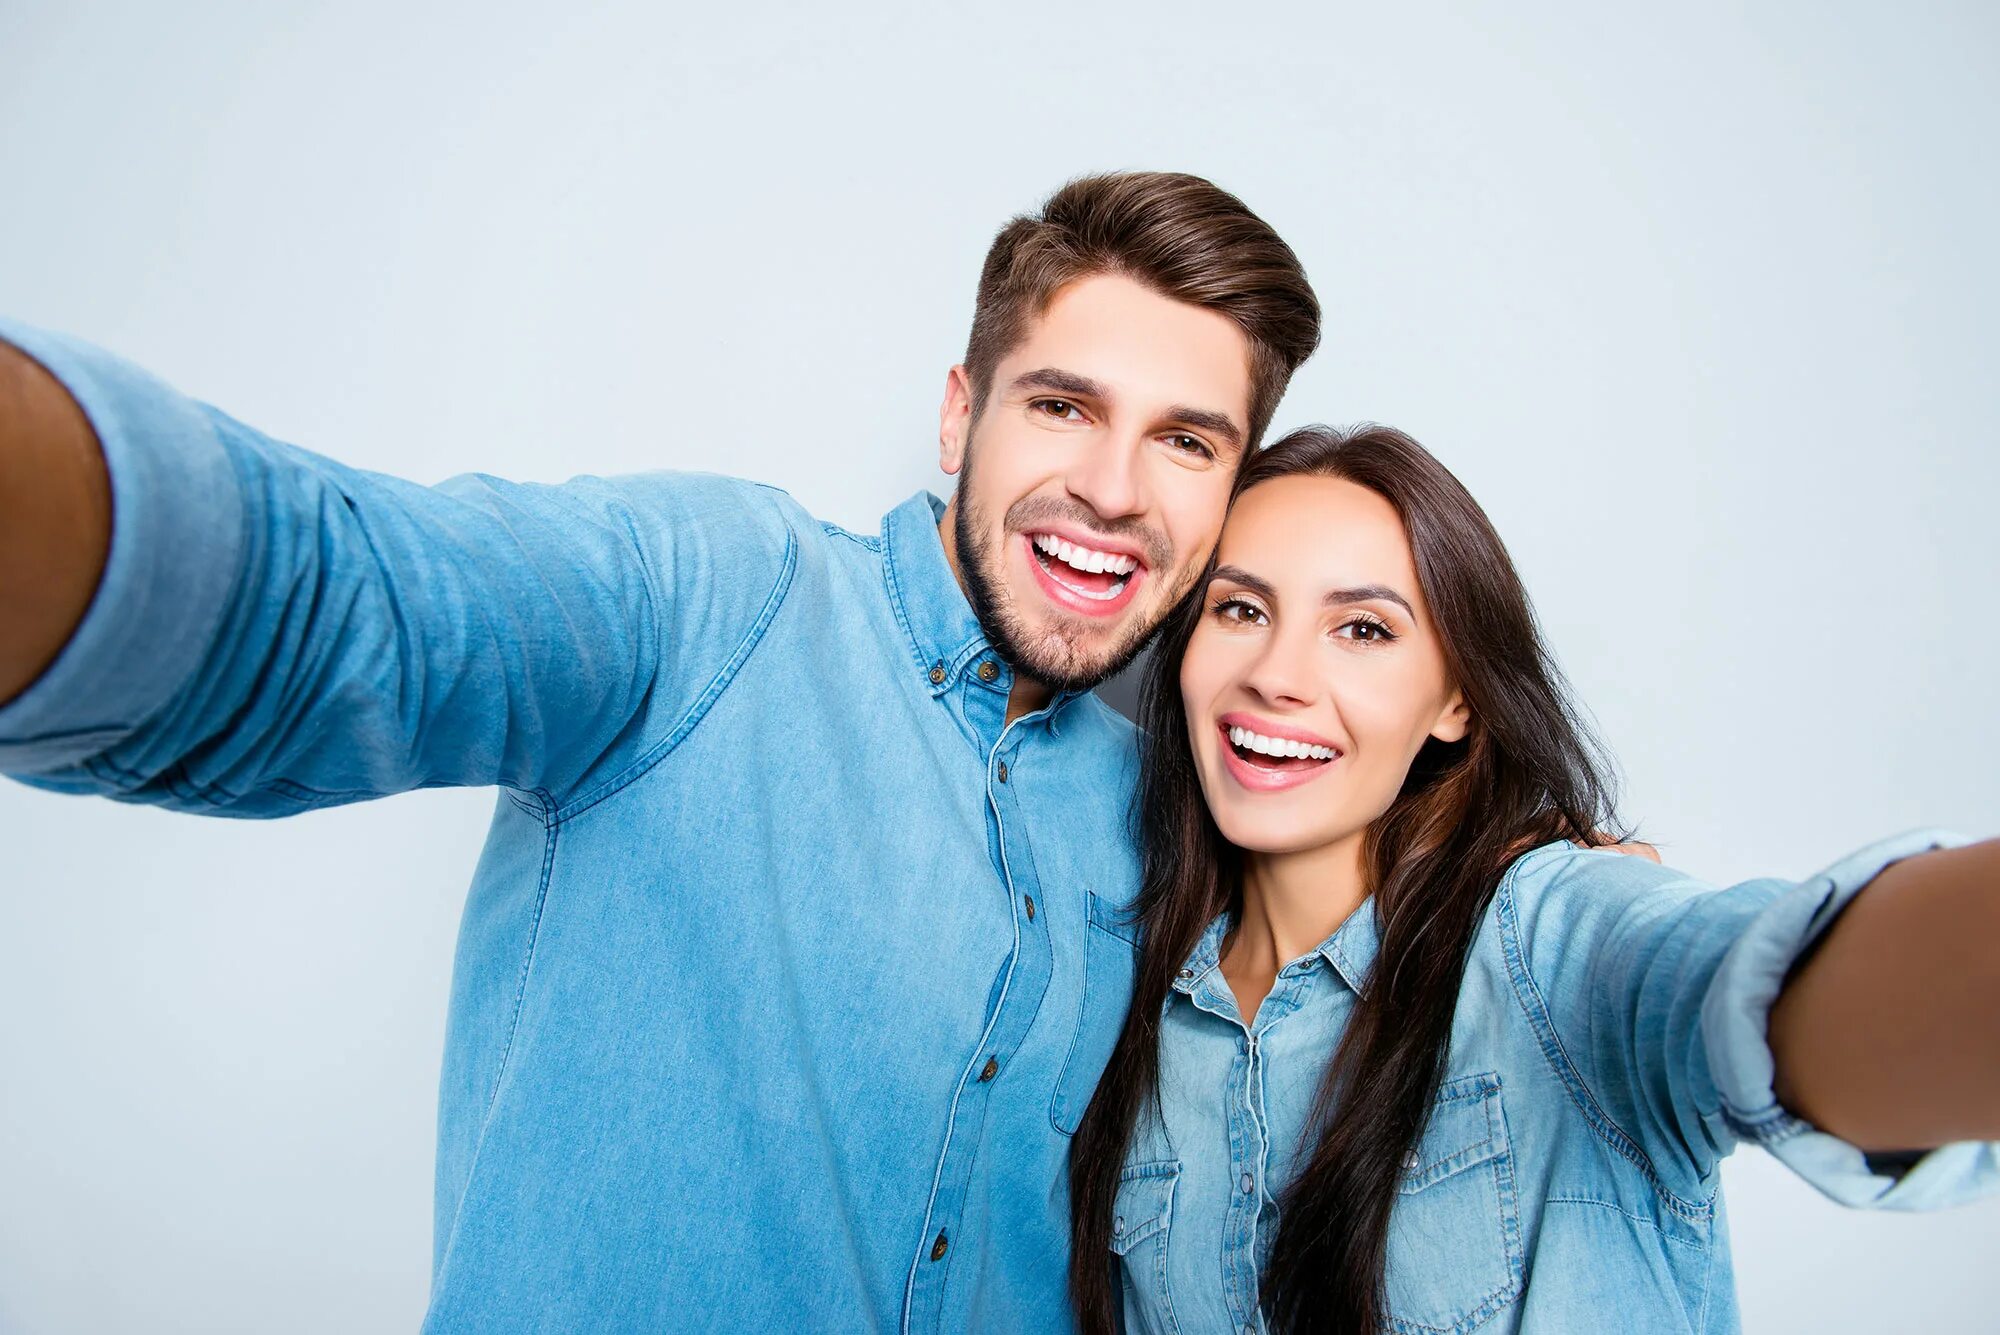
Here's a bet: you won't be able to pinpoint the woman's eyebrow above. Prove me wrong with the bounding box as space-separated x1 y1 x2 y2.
1208 565 1276 600
1324 583 1414 617
1210 567 1415 618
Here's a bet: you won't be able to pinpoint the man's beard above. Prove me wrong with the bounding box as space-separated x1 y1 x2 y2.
952 452 1182 695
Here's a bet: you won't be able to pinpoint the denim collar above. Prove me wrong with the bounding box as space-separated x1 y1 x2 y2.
882 491 997 698
1174 895 1383 1005
880 490 1090 721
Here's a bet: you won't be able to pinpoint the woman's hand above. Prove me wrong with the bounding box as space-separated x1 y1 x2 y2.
1770 839 2000 1149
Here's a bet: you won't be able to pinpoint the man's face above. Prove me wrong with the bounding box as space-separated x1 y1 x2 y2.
938 273 1254 693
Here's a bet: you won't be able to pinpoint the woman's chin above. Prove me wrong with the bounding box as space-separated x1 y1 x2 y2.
1211 805 1355 858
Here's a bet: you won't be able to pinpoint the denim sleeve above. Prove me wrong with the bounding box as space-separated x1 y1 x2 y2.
1501 832 1997 1209
0 322 798 815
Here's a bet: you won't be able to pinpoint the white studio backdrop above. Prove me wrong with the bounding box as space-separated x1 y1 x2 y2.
2 2 1996 1330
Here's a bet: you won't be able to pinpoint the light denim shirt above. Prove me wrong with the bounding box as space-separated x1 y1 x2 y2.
1115 836 1999 1335
0 323 1148 1333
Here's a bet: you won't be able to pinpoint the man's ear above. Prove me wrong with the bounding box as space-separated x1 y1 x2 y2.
1430 689 1471 744
939 365 974 476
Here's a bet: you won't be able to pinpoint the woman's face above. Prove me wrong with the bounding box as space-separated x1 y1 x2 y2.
1180 474 1469 858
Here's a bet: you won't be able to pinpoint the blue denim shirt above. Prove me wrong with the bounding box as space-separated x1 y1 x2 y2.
1114 835 1999 1334
0 324 1149 1332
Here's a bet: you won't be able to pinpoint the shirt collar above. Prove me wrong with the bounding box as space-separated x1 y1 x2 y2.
881 491 994 696
879 489 1092 720
1172 897 1384 1001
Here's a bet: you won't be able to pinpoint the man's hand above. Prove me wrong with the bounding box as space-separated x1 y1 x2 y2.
0 340 111 707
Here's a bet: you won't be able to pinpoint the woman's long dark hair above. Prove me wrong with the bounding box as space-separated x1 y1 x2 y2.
1070 425 1620 1333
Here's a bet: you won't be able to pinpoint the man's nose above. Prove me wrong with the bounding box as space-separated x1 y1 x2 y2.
1063 433 1145 521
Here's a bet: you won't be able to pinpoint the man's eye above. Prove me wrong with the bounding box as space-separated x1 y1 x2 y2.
1032 398 1082 421
1166 434 1214 459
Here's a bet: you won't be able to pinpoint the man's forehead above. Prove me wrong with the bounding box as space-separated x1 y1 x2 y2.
1004 274 1253 426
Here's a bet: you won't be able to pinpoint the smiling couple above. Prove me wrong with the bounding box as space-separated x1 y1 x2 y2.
1 172 1995 1335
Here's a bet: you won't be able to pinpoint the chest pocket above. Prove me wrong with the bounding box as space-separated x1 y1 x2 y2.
1051 891 1140 1136
1111 1160 1181 1335
1384 1072 1523 1335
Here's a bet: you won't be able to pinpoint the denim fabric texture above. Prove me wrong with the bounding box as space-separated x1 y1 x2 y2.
1115 834 1999 1335
0 323 1147 1333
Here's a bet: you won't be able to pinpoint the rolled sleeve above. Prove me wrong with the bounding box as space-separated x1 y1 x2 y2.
0 321 243 773
1701 828 2000 1209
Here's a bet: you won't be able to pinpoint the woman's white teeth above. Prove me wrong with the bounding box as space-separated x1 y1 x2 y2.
1032 532 1138 577
1228 725 1337 762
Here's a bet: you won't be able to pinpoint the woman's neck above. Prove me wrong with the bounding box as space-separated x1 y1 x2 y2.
1221 830 1370 1024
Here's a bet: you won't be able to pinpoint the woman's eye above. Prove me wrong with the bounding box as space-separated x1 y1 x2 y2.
1210 598 1266 625
1336 617 1395 643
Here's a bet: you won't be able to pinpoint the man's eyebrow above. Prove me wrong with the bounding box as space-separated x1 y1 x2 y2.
1008 367 1110 401
1208 567 1416 619
1164 405 1244 452
1006 368 1245 452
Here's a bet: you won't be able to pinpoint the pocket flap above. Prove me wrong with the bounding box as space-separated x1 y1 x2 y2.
1399 1072 1507 1194
1110 1161 1179 1255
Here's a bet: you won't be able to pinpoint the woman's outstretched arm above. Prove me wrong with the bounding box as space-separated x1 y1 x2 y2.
1770 839 2000 1149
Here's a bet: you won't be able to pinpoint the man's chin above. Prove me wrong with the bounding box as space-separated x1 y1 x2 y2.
1003 617 1154 695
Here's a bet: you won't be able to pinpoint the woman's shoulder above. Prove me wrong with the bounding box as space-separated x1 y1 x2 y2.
1487 839 1733 956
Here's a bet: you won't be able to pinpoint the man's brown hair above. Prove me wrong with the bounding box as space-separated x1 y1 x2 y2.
964 171 1321 451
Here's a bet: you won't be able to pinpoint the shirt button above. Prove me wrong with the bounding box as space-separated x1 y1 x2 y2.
928 662 946 685
1403 1150 1421 1171
979 1056 999 1082
1177 968 1194 980
996 760 1009 783
1240 1172 1254 1194
930 1230 949 1262
977 660 999 683
1113 1214 1124 1237
1024 895 1036 921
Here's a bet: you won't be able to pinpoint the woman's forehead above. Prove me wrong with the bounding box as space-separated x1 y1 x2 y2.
1217 475 1416 590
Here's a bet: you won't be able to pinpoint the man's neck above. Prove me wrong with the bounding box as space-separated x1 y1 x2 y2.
1006 678 1055 726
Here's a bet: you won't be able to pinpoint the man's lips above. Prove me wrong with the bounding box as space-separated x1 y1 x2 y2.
1215 714 1343 793
1020 533 1145 618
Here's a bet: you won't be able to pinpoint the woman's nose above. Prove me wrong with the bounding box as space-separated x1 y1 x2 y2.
1240 627 1318 707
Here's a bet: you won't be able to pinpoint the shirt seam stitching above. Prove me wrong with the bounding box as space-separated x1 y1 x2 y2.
548 522 799 824
429 791 560 1297
1496 861 1714 1222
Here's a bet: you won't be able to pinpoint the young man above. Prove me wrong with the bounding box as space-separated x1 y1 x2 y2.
0 173 1322 1331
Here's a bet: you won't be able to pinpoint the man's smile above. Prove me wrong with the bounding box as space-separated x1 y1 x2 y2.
1019 529 1147 616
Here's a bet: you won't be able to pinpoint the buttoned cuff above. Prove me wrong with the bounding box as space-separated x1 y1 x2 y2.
0 322 243 774
1701 828 2000 1209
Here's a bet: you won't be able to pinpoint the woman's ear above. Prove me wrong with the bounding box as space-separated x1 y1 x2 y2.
1430 689 1471 744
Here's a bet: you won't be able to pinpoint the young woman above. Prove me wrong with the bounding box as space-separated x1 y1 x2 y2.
1069 425 1999 1334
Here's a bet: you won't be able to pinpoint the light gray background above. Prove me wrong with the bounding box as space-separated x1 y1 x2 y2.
2 2 1996 1331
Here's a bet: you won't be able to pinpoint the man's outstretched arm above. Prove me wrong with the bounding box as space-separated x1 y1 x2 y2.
0 324 797 816
0 338 111 706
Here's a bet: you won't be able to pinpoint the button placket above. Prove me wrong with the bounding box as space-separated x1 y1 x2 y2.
906 717 1056 1332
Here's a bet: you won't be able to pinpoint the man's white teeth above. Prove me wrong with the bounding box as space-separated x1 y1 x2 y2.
1228 725 1338 762
1031 532 1138 577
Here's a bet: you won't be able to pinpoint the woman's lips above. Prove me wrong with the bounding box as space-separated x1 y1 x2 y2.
1215 719 1342 793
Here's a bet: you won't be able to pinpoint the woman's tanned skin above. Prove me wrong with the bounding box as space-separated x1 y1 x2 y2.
0 339 112 707
1771 838 2000 1150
